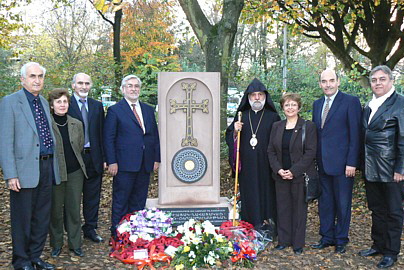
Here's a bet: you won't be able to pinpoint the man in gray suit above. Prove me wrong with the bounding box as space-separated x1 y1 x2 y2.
0 62 60 270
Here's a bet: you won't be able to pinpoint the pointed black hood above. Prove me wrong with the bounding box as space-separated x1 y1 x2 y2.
236 78 277 113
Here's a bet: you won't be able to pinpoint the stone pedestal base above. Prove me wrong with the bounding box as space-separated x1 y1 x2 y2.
146 197 232 225
146 196 230 209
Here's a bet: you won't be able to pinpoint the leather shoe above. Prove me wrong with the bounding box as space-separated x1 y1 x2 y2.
32 259 55 270
335 245 346 254
377 256 396 268
51 247 62 257
84 233 104 243
17 266 35 270
274 244 289 250
310 242 334 249
293 248 303 255
70 247 84 257
358 248 381 257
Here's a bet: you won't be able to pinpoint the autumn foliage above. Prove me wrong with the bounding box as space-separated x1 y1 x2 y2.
120 0 180 77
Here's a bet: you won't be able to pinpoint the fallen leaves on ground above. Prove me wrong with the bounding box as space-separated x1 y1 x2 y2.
1 163 404 269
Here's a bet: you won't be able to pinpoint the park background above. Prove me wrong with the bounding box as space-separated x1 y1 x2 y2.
1 0 404 268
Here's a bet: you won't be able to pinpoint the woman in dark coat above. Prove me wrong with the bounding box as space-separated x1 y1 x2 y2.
267 93 317 254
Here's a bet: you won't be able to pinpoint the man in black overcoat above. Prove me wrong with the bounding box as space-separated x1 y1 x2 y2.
68 73 105 243
225 78 280 232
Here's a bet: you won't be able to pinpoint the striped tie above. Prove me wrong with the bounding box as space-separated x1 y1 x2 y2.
79 99 90 145
321 97 331 128
131 103 144 131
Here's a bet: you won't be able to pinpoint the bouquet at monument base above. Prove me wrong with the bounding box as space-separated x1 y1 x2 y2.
219 220 270 267
109 208 183 267
109 208 264 269
170 219 234 269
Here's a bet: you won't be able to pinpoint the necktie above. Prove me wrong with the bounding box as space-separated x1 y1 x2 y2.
131 104 144 131
33 98 53 148
321 97 331 129
79 99 90 145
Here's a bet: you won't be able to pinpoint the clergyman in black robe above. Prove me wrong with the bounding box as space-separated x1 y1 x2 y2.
225 78 280 231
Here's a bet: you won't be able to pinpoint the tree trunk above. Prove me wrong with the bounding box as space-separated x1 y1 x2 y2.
113 9 123 94
178 0 244 132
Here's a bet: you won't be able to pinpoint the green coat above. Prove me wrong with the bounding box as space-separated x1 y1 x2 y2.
52 115 87 182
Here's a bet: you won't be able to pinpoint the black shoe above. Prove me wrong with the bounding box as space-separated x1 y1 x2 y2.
110 226 117 238
70 247 84 257
84 233 104 243
310 242 334 249
16 266 35 270
293 248 303 255
51 247 62 257
335 245 346 254
32 259 55 270
358 248 381 257
377 256 396 268
274 244 289 250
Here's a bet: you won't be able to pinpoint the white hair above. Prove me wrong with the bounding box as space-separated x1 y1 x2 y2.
120 75 142 91
20 62 46 78
72 72 92 85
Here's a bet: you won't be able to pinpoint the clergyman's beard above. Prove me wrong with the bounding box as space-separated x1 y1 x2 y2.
249 99 265 111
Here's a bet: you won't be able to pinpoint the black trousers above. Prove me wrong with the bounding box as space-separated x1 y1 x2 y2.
82 152 103 236
10 158 53 269
365 180 404 259
275 180 307 249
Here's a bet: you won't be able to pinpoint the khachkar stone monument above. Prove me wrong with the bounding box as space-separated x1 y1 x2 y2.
146 72 230 225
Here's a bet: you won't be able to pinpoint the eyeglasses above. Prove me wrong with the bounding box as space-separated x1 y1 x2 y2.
125 84 140 89
283 103 299 108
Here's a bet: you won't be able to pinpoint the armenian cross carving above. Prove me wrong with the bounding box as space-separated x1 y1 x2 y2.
169 82 209 147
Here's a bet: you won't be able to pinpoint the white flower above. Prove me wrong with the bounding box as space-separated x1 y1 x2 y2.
195 224 202 235
177 224 184 233
189 251 196 258
217 235 224 242
184 230 195 240
117 221 130 234
191 237 201 245
202 221 217 235
164 245 178 257
146 211 154 219
129 234 138 242
188 219 196 227
204 254 216 265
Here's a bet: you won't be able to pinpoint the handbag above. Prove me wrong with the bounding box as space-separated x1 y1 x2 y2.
302 121 322 203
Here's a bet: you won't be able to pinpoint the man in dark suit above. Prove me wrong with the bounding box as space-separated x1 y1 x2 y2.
68 73 105 243
104 74 160 237
0 62 60 270
311 69 362 254
359 65 404 269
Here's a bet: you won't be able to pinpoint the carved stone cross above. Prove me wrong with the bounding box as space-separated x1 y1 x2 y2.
169 82 209 146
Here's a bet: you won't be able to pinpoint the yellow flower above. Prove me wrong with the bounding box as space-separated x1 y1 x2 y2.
183 246 190 253
175 264 184 270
